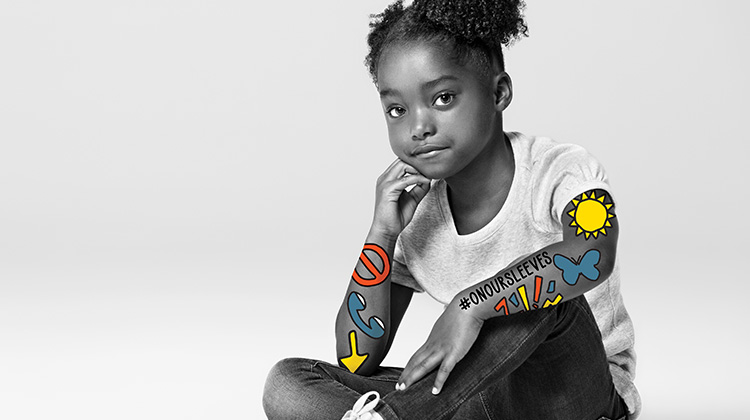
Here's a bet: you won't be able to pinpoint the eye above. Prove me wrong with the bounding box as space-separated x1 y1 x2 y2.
387 106 406 118
434 93 455 106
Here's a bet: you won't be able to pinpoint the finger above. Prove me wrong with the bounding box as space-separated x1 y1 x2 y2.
396 346 429 389
392 174 431 191
407 180 431 204
432 357 458 395
386 160 427 182
384 175 431 201
398 350 444 390
399 162 422 176
385 158 402 172
401 164 431 186
378 159 404 183
383 159 412 180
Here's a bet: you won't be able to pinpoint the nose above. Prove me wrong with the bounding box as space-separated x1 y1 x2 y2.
410 108 435 140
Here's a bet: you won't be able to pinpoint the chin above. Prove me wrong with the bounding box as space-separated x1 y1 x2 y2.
412 162 456 180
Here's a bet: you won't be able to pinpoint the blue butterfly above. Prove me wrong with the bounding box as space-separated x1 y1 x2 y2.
553 249 601 286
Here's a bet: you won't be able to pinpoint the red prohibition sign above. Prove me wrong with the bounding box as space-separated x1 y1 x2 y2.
352 243 391 287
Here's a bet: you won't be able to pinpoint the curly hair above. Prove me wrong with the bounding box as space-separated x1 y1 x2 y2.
365 0 528 84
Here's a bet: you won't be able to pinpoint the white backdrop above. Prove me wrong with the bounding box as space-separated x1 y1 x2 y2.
1 0 748 418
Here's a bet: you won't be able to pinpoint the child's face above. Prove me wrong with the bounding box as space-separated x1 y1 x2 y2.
376 41 504 180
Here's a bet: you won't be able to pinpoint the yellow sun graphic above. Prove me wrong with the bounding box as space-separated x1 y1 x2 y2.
568 191 615 239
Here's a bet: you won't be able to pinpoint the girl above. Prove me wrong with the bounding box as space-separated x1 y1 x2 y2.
263 0 640 419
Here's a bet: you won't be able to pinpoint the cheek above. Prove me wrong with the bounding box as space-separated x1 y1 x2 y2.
460 104 496 139
386 125 407 156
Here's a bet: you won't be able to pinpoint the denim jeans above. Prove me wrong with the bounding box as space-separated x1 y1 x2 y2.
263 296 628 420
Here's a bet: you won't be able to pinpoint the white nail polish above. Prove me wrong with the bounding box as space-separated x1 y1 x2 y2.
395 383 400 391
432 387 439 395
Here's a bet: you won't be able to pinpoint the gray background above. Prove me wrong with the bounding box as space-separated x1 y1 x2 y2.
1 0 748 418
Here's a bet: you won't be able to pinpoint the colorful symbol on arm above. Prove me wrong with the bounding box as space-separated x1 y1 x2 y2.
340 330 369 373
494 298 509 315
542 294 563 308
533 276 543 309
553 249 601 285
495 276 563 314
567 191 615 239
352 243 391 287
517 285 530 311
347 292 385 339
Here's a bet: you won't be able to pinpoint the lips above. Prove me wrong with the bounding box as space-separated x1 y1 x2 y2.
412 144 447 156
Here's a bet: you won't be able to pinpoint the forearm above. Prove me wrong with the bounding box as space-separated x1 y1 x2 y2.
334 158 431 374
457 239 615 321
335 230 396 375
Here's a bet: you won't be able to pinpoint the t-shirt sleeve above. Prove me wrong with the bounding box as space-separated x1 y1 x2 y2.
391 235 424 293
531 143 614 233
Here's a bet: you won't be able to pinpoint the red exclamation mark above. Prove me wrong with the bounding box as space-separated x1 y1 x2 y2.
533 276 542 309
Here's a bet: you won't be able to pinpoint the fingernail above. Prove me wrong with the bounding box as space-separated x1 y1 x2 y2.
399 383 405 391
395 383 400 391
432 387 439 395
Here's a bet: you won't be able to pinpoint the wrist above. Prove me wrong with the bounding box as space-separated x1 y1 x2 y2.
451 293 490 322
367 223 400 245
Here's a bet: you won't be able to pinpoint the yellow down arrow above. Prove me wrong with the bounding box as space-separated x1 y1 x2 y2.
340 330 369 373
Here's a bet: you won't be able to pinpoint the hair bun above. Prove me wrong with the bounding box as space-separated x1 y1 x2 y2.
411 0 528 48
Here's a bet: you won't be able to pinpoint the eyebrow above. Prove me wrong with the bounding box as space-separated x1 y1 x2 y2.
379 75 459 98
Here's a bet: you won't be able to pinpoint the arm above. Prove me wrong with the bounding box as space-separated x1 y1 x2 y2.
335 159 430 375
397 188 618 392
334 235 414 375
459 188 617 319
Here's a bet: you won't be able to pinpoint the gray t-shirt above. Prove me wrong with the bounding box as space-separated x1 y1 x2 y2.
393 131 641 418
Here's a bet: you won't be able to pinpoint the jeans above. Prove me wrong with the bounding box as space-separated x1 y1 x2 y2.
263 296 628 420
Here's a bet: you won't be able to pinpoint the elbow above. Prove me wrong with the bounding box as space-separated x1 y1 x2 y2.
335 334 381 377
347 359 378 376
598 259 615 283
335 314 383 377
592 244 616 287
599 237 618 281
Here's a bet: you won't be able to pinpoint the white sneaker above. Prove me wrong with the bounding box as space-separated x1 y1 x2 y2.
341 391 382 420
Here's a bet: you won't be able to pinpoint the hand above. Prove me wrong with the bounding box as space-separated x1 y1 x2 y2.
396 298 484 395
370 159 431 240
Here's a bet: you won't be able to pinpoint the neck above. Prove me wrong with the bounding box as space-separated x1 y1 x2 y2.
445 132 515 215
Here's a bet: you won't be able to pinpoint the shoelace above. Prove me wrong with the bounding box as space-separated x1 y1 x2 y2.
346 391 380 419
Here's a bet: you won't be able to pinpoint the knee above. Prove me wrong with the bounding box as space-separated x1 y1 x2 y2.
262 358 313 419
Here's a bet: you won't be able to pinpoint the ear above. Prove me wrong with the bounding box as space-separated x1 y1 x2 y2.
493 71 513 112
